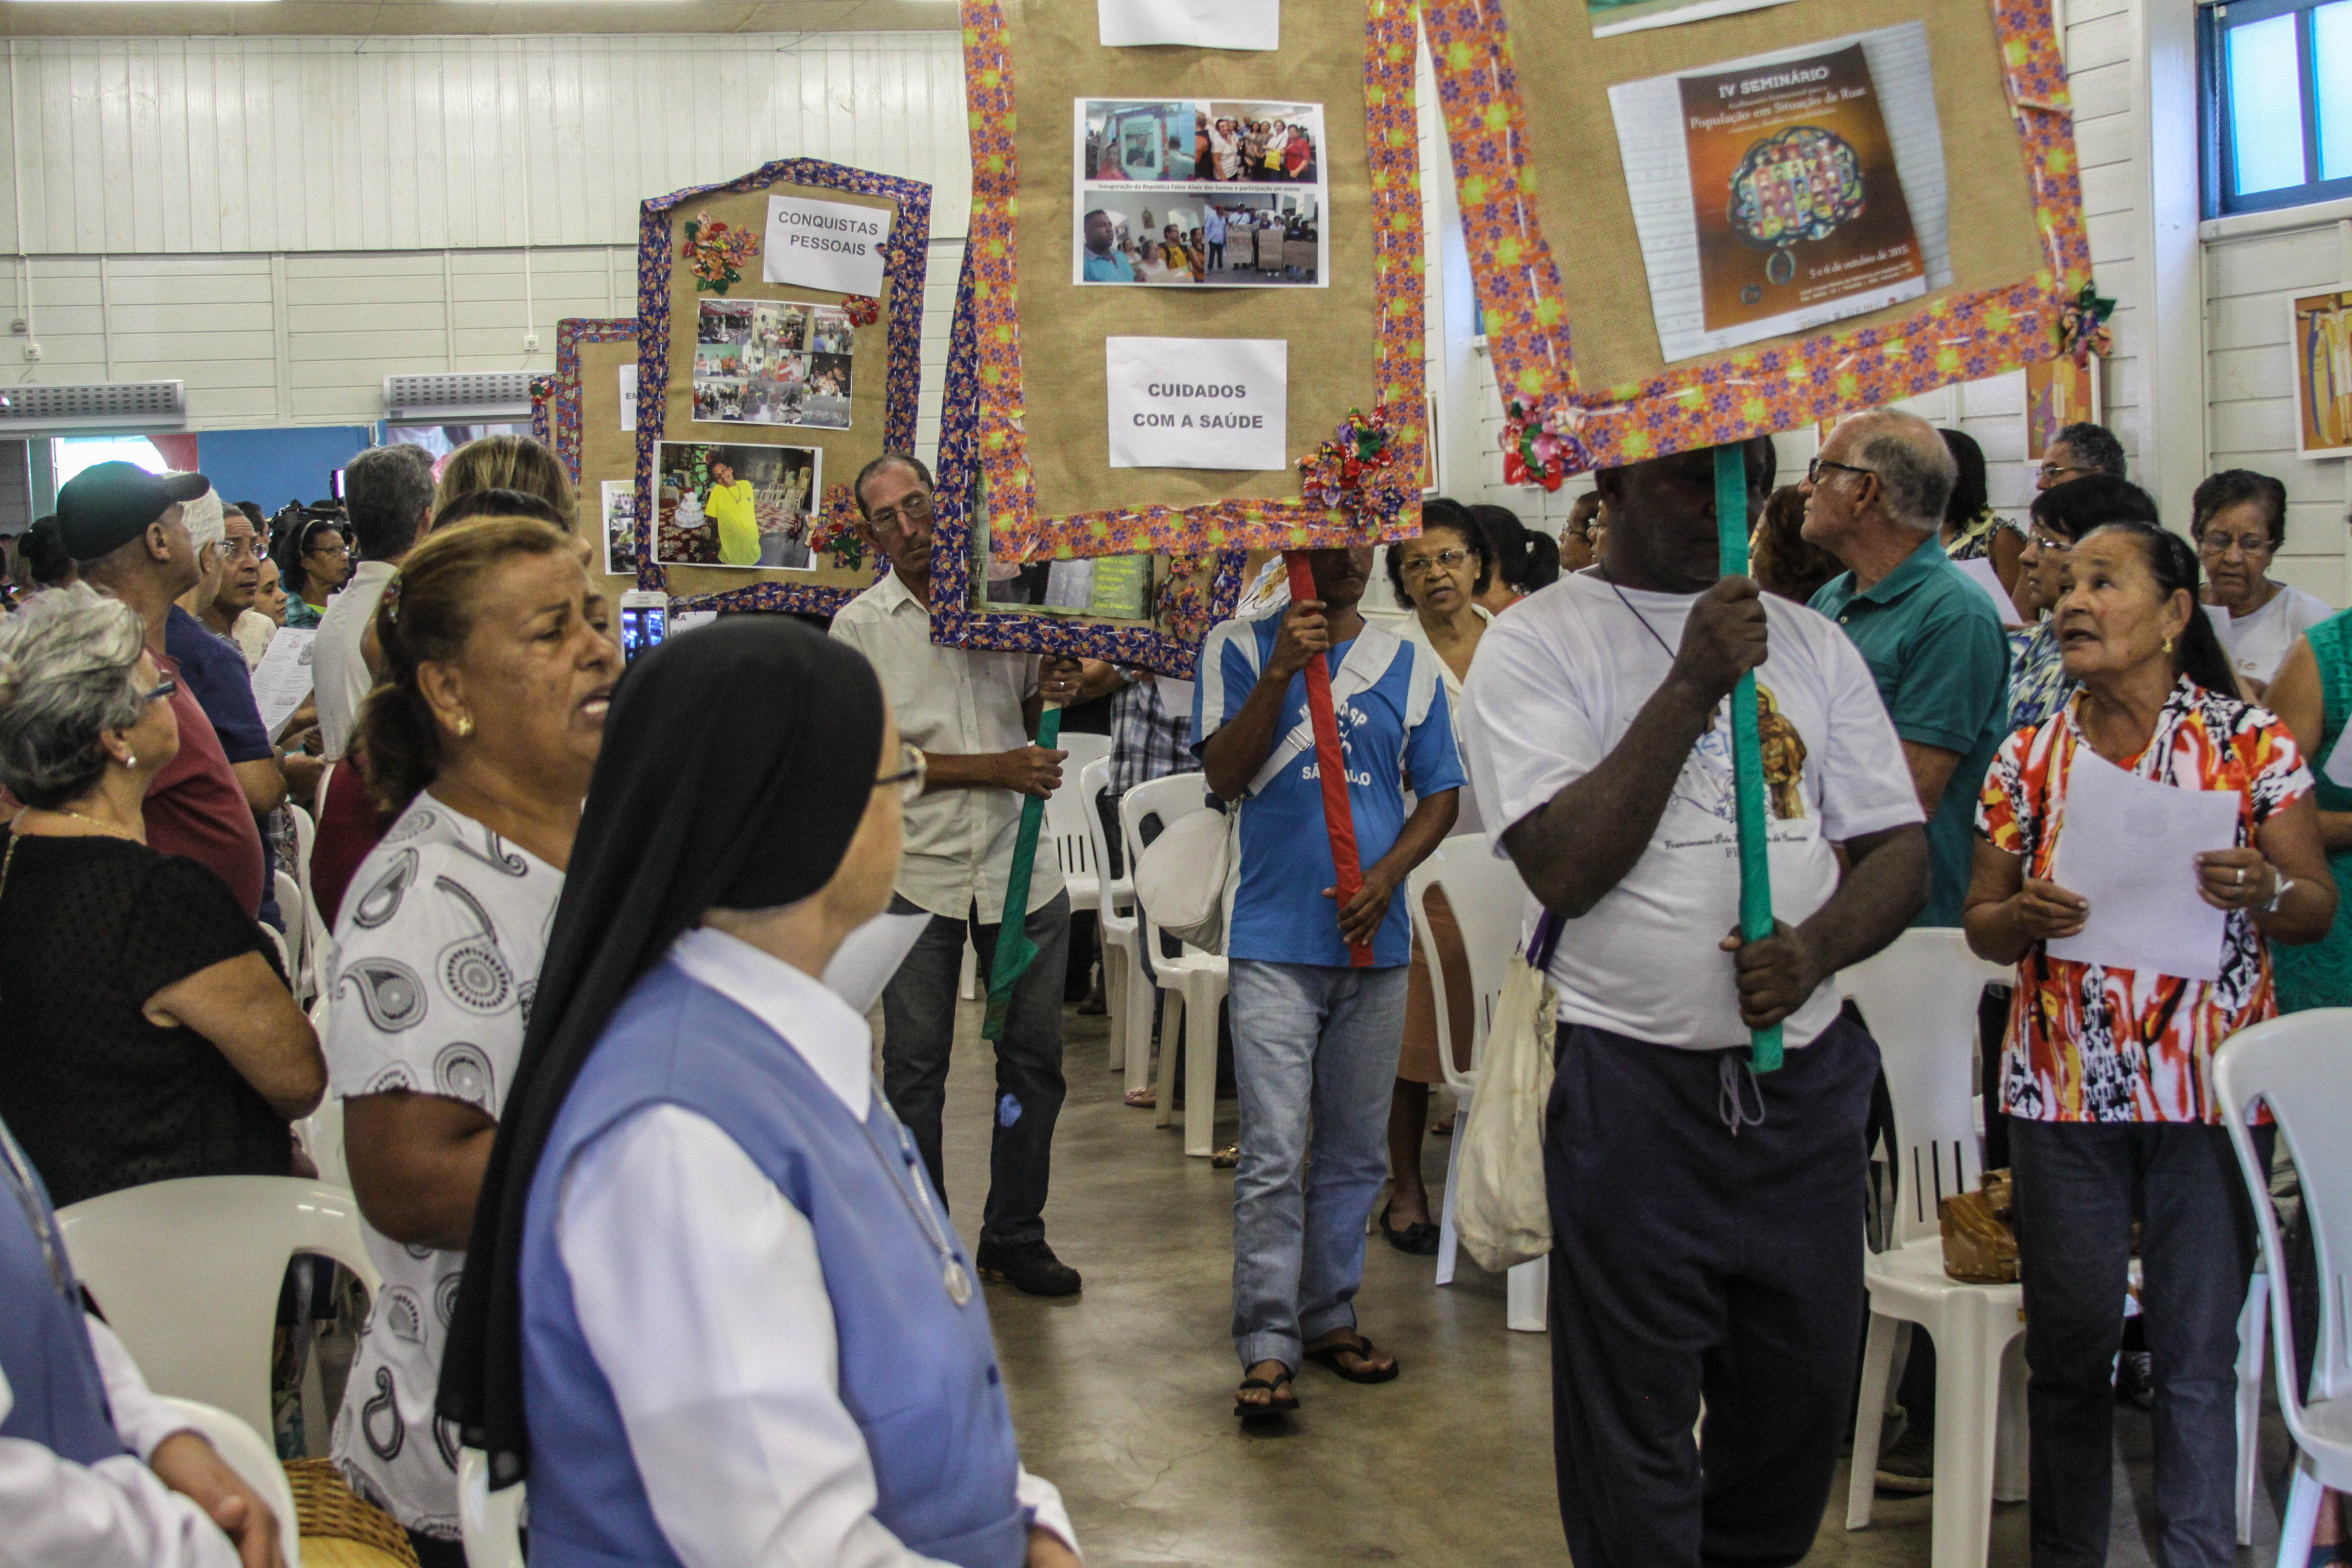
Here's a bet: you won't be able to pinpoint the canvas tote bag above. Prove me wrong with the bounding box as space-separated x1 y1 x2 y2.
1453 912 1564 1274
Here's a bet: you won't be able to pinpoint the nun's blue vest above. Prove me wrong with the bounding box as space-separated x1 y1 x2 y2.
519 963 1029 1568
0 1123 123 1465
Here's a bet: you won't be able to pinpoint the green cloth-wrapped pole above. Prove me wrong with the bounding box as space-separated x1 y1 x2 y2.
1716 445 1784 1074
982 704 1062 1042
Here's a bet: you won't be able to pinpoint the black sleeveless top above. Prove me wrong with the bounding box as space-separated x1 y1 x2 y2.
0 832 287 1207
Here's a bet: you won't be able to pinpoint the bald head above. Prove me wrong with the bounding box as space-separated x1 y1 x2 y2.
1834 409 1956 532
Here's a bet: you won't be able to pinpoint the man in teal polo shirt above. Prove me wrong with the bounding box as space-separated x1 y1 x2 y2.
1804 409 2010 927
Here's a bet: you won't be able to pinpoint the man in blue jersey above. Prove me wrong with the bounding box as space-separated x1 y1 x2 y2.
1194 546 1462 1421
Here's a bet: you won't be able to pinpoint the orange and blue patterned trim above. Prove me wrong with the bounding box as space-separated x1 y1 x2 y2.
632 157 931 614
1419 0 2092 467
933 245 1245 679
956 0 1428 562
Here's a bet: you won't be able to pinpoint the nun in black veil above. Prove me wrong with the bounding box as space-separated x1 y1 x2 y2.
437 615 1079 1568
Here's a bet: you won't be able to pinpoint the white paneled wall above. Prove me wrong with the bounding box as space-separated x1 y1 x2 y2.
2204 212 2352 605
8 238 966 461
0 33 973 253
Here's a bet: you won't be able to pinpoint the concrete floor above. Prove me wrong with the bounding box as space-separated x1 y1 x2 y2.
924 998 2298 1568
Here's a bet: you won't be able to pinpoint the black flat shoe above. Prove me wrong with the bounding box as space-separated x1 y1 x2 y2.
975 1239 1082 1297
1379 1201 1440 1256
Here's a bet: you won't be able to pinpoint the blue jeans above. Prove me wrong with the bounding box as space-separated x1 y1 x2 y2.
1227 959 1408 1370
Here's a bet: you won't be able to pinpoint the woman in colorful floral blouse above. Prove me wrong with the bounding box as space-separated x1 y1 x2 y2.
1964 520 2334 1568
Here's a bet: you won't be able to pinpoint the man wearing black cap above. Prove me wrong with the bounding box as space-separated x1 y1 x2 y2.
60 461 267 919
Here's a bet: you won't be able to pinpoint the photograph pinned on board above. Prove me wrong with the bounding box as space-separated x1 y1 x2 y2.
653 440 824 571
2290 286 2352 459
600 480 637 577
1586 0 1796 39
1074 98 1328 289
1608 23 1952 363
691 298 855 430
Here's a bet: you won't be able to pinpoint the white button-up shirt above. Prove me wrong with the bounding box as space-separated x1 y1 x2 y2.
830 571 1065 922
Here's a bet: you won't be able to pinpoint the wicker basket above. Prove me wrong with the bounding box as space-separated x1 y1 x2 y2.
283 1459 421 1568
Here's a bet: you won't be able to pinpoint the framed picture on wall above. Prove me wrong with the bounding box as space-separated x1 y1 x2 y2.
2289 286 2352 460
2023 354 2103 463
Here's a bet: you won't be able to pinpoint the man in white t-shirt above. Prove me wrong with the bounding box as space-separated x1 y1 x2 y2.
1461 436 1928 1568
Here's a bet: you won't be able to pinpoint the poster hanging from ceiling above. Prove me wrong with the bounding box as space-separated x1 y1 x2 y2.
1421 0 2095 472
934 0 1423 671
633 158 931 618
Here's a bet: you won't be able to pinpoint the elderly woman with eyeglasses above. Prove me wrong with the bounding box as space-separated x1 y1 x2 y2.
2194 469 2328 697
275 512 353 629
1372 500 1491 1251
0 584 321 1209
2004 475 2162 731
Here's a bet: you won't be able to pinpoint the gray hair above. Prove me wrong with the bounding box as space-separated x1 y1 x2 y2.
176 479 225 558
1856 409 1958 531
0 583 152 809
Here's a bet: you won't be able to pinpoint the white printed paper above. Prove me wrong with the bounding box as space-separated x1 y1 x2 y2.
2047 745 2239 982
619 363 637 432
250 627 317 743
670 610 720 637
761 195 892 296
1106 336 1286 470
822 910 932 1014
1605 23 1951 364
1953 556 2016 624
1099 0 1277 48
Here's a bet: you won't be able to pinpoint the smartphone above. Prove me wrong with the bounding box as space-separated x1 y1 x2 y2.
618 590 668 664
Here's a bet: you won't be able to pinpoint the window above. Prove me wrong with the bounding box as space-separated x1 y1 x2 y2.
2204 0 2352 216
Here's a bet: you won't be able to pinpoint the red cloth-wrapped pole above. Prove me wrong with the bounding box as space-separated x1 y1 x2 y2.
1286 552 1374 968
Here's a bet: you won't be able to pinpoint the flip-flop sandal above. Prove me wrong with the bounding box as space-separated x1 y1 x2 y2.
1234 1371 1299 1419
1303 1336 1400 1384
1122 1087 1156 1108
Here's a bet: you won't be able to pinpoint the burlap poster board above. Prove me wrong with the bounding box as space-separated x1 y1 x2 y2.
1505 0 2045 393
1005 3 1376 518
571 333 640 605
631 160 930 615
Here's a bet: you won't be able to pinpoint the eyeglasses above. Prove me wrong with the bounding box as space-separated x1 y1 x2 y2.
876 743 927 802
2197 532 2275 560
1807 457 1877 486
305 541 351 558
220 537 262 561
2036 462 2091 483
2025 530 2072 554
140 676 177 704
866 491 934 535
1399 547 1472 577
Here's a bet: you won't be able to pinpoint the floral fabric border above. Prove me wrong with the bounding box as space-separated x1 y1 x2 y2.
957 0 1427 561
551 318 637 485
632 158 931 614
528 375 555 449
933 245 1244 679
1419 0 2094 468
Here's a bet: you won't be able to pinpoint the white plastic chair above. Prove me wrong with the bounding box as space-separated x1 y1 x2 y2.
1841 928 2027 1567
458 1447 528 1568
2216 1010 2352 1568
155 1395 301 1568
1120 773 1228 1157
1406 834 1549 1331
273 870 307 996
57 1176 381 1442
288 803 331 1000
1076 758 1146 1080
1044 733 1109 924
